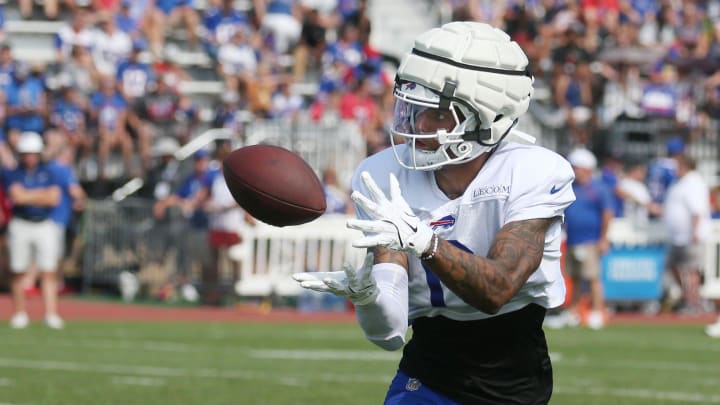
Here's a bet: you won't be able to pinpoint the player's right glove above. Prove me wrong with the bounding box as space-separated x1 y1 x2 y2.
292 252 377 305
347 172 434 257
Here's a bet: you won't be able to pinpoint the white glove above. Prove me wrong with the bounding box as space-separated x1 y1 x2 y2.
292 252 378 305
347 172 434 257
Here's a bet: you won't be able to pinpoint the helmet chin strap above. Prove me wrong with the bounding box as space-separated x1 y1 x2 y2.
461 118 518 145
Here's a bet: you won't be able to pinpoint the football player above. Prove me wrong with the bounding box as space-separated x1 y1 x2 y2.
294 21 576 404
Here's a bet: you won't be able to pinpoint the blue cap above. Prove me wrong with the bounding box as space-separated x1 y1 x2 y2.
193 149 210 160
666 137 685 155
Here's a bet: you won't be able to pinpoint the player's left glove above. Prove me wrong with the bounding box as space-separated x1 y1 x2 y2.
347 171 434 257
292 252 378 305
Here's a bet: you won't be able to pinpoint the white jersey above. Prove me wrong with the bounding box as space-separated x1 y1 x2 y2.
56 26 94 60
91 29 132 76
351 142 576 321
663 170 711 246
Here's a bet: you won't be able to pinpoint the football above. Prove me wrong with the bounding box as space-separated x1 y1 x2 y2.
222 144 327 227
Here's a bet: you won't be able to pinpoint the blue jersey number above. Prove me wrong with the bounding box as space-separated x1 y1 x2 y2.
420 240 473 307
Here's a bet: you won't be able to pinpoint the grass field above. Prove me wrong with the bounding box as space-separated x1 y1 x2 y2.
0 321 717 404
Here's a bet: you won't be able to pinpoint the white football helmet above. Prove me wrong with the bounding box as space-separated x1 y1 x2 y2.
391 21 534 170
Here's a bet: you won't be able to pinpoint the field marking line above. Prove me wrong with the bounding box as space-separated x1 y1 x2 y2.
555 385 720 403
0 356 716 402
548 338 720 353
0 338 200 353
111 376 166 387
0 357 391 384
560 356 720 372
249 349 401 361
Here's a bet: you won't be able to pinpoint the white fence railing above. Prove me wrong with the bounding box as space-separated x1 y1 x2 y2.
229 216 720 299
229 215 366 297
702 221 720 299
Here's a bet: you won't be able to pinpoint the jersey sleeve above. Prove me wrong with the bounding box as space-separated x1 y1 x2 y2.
505 152 576 223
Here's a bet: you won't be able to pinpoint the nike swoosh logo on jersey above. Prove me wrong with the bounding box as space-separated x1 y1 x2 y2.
550 184 562 194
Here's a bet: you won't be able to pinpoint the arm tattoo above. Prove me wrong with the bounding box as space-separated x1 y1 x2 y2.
425 217 558 313
371 247 409 270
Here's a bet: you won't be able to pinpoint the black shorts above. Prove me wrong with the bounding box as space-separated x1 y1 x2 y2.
399 304 553 405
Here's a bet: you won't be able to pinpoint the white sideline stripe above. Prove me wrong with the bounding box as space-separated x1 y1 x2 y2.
550 339 720 353
111 376 165 387
561 357 720 373
555 385 720 403
0 357 390 384
250 349 401 361
0 356 717 402
0 339 200 353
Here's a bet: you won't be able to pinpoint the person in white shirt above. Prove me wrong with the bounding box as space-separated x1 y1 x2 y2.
663 154 711 314
91 17 132 76
618 159 662 227
203 144 255 304
55 9 94 61
293 22 575 404
217 29 258 89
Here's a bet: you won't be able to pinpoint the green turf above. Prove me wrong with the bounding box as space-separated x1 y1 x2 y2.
0 321 717 404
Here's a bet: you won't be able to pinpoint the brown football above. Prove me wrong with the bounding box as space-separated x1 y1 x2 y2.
222 144 326 227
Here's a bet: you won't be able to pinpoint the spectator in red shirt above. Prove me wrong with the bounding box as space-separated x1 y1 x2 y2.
339 77 381 153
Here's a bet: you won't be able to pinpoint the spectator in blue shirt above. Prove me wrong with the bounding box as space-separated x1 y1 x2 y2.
563 148 614 329
5 64 47 148
0 5 5 43
48 85 90 160
116 40 155 102
600 153 625 218
153 0 200 51
202 0 250 60
89 77 134 179
153 149 215 298
647 136 685 209
116 0 142 39
2 132 63 329
49 145 86 295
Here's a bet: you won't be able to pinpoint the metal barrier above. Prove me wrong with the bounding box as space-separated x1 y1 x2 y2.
81 198 156 291
245 118 366 190
81 196 720 301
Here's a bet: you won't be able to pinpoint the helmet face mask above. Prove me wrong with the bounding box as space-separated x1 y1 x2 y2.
389 22 534 171
391 81 484 170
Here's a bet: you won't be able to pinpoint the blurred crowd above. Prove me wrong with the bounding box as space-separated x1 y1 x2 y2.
0 0 392 195
0 1 718 190
450 0 720 149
